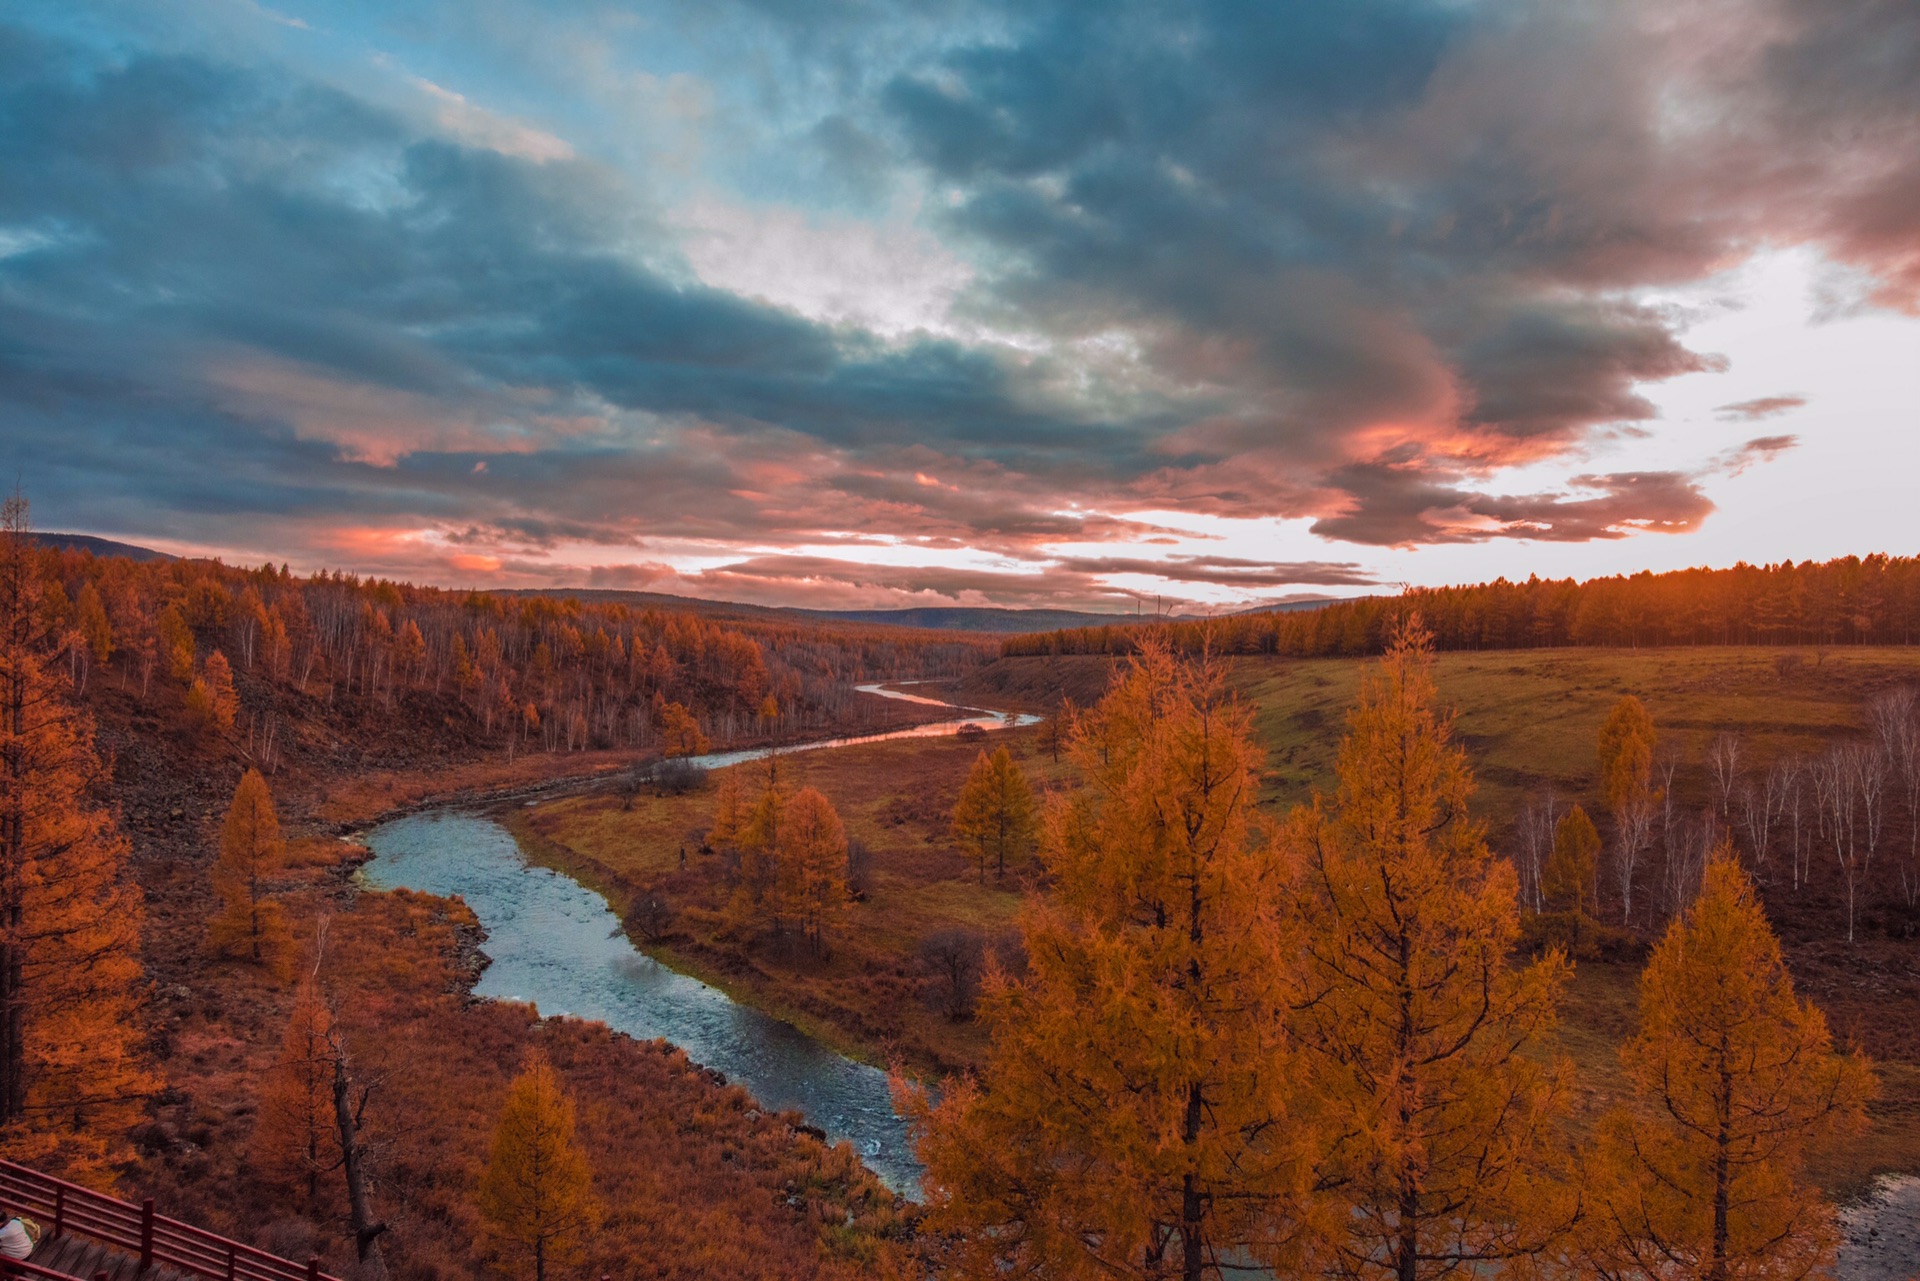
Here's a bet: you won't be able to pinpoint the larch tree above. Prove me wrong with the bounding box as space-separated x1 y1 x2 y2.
730 775 787 929
952 745 1039 881
1283 617 1574 1281
1543 804 1601 917
210 649 239 727
207 768 295 976
902 645 1308 1281
706 766 745 851
0 494 154 1179
1590 852 1874 1281
775 786 847 951
478 1051 601 1281
656 701 709 757
253 975 339 1205
1599 696 1659 922
158 603 194 682
75 583 111 669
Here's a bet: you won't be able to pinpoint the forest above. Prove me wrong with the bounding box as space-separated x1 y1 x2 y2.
39 533 993 774
1 501 1913 1281
1004 554 1920 658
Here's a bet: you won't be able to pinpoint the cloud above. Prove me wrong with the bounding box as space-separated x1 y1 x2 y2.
1 1 1917 603
1310 466 1715 546
1715 395 1806 421
409 75 575 163
585 550 1376 611
1712 434 1799 476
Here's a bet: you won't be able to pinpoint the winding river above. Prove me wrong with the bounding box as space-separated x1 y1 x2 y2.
357 684 1037 1197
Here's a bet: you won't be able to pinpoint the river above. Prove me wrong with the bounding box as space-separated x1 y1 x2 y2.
357 684 1037 1197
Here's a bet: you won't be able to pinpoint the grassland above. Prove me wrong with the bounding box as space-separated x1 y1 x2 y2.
514 646 1920 1198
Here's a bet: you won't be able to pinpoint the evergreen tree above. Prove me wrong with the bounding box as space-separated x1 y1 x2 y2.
478 1051 601 1281
0 494 154 1179
904 646 1306 1281
1590 853 1874 1281
1283 617 1574 1281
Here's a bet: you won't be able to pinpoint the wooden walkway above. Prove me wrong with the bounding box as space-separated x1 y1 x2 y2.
0 1159 335 1281
18 1234 192 1281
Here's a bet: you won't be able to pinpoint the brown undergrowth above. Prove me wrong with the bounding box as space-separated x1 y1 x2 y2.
136 852 907 1279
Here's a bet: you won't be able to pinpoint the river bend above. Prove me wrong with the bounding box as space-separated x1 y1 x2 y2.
358 684 1036 1196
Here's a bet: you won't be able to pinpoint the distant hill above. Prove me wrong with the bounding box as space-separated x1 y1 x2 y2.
32 531 175 562
1223 596 1349 618
498 590 1144 632
799 606 1161 632
26 550 1340 631
504 591 1348 634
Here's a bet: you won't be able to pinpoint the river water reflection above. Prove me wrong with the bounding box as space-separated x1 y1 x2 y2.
358 685 1037 1197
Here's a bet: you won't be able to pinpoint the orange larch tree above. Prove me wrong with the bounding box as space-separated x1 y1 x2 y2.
0 495 154 1180
1543 804 1601 918
902 645 1308 1281
952 745 1038 882
207 768 295 975
1282 617 1574 1281
729 765 788 931
1589 852 1874 1281
252 974 340 1205
478 1050 601 1281
774 787 847 952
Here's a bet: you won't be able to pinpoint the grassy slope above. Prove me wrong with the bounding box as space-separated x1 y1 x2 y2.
507 728 1057 1074
520 646 1920 1198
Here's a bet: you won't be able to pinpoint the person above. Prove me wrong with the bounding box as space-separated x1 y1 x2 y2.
0 1206 38 1260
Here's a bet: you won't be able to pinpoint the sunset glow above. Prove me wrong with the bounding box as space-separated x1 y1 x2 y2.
4 1 1916 609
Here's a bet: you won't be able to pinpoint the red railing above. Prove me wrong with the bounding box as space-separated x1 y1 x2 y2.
0 1160 341 1281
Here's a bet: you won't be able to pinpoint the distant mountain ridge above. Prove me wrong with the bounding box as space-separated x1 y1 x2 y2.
506 591 1342 633
32 535 1342 631
31 532 177 562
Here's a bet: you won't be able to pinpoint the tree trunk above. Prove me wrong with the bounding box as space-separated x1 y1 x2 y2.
331 1047 389 1279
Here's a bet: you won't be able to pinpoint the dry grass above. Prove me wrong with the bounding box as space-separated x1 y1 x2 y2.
531 645 1920 1199
510 729 1071 1074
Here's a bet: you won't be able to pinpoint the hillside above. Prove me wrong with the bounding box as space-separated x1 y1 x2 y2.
4 537 962 1278
31 531 176 562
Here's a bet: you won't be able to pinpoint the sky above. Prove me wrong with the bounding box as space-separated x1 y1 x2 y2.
2 0 1916 612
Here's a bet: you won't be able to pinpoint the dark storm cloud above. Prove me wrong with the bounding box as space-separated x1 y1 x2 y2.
1751 0 1920 308
0 27 1147 560
0 0 1909 590
876 0 1906 528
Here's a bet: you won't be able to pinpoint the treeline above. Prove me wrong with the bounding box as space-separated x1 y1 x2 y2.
1004 553 1920 657
28 544 994 766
